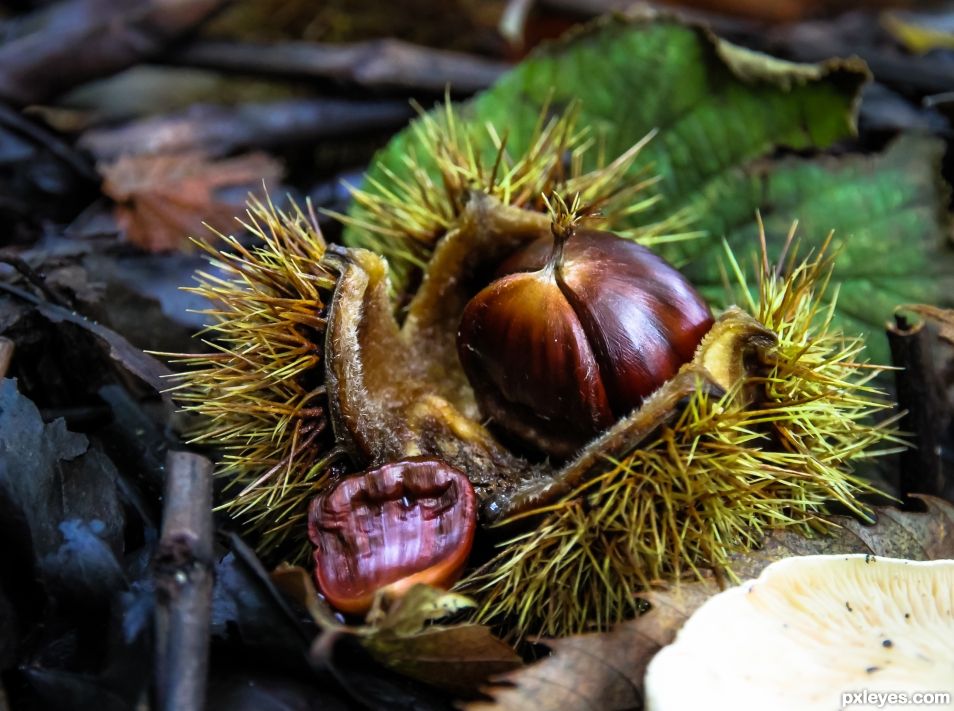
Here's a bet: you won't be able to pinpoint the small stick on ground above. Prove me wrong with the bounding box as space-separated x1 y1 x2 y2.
168 39 509 93
0 0 229 106
154 451 214 711
0 337 13 379
887 314 951 506
80 98 415 161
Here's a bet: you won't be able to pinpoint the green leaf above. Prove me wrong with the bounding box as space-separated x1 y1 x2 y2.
345 13 954 365
461 20 867 228
345 13 867 288
685 134 954 364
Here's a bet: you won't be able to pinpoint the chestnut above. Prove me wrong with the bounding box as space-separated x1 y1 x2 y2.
457 225 714 459
307 457 476 615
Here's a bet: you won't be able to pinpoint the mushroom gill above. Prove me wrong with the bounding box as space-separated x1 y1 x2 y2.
644 555 954 711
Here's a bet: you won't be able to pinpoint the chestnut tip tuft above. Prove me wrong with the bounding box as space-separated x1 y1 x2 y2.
307 457 477 615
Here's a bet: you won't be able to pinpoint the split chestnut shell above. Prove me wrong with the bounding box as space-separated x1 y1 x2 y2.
457 227 714 459
307 457 477 614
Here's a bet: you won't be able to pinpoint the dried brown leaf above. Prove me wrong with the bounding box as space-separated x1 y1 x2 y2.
270 563 341 629
367 624 522 696
901 304 954 346
469 497 954 711
363 585 522 693
0 281 172 394
272 565 521 694
100 151 282 252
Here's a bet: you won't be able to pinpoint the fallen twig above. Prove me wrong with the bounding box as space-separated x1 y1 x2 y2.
168 38 509 94
154 451 214 711
0 254 76 309
0 0 229 107
80 98 414 161
887 314 952 505
0 103 97 182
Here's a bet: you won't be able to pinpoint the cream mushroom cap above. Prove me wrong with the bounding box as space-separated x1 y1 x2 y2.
644 555 954 711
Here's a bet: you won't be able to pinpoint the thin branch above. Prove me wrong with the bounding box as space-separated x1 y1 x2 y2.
80 98 415 161
0 0 230 107
0 254 76 309
167 38 509 93
0 103 97 182
154 451 214 711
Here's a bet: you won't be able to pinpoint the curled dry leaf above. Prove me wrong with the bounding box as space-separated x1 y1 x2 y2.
271 566 522 695
362 585 522 695
468 497 954 711
100 151 282 252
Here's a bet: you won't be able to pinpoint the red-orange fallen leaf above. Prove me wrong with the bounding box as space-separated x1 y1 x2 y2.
468 496 954 711
100 151 282 252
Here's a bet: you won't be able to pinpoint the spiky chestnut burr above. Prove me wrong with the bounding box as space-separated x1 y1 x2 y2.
459 230 902 637
335 108 900 636
165 103 682 573
164 196 342 558
169 102 900 639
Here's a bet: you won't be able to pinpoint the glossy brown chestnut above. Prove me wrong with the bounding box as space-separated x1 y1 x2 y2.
307 457 477 614
457 226 714 459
